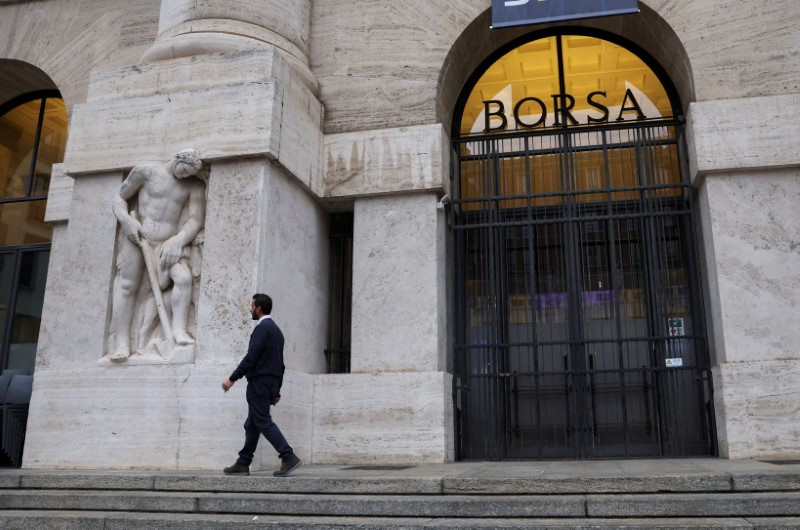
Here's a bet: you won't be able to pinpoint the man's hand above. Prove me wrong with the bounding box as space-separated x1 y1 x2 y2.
222 379 234 392
271 394 281 405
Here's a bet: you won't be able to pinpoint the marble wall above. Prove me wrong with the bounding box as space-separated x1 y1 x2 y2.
312 372 454 464
5 0 800 466
697 170 800 458
350 193 447 374
310 0 800 134
0 0 160 110
25 157 328 469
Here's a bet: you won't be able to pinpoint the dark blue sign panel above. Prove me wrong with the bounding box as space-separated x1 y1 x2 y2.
492 0 639 29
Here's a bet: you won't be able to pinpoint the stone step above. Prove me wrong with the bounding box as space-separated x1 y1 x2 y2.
2 469 799 494
1 511 800 530
2 489 800 518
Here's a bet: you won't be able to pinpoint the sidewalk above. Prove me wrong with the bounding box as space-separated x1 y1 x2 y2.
3 457 799 493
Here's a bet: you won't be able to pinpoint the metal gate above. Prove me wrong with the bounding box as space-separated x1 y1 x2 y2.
452 120 716 459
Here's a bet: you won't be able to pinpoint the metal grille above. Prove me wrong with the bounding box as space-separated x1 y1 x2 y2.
452 120 716 459
325 213 352 374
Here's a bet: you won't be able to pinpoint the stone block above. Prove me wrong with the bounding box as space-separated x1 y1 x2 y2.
687 95 800 179
197 493 586 517
194 159 328 375
350 194 446 373
65 48 323 196
0 490 199 512
23 365 245 470
699 170 800 364
713 359 800 460
324 124 449 197
312 372 453 464
20 472 155 491
43 164 73 224
36 173 120 370
587 492 800 517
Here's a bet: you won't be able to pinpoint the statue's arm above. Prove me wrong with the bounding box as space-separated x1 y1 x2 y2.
113 166 147 242
173 182 206 248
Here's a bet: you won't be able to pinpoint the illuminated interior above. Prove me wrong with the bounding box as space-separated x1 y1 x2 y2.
457 35 680 209
460 35 673 135
0 96 67 246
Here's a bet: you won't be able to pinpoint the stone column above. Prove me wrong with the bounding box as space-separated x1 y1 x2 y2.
142 0 317 93
310 125 455 464
24 2 326 470
688 93 800 459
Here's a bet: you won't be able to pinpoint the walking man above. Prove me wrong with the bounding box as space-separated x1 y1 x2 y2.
222 294 301 477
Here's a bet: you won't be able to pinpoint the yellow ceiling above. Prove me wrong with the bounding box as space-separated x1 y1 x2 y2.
461 35 672 135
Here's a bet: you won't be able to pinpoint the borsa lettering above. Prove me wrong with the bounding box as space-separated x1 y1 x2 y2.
483 89 646 132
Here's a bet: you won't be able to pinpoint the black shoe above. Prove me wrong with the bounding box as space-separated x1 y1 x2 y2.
223 462 250 476
273 456 302 477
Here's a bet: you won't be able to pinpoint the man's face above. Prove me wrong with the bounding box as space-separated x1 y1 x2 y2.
174 162 196 179
250 299 259 320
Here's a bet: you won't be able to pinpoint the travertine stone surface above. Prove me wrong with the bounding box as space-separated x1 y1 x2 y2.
28 158 324 469
311 0 800 134
156 0 312 57
700 170 800 365
0 0 159 109
36 174 121 370
696 181 725 366
350 194 447 374
713 360 800 459
312 372 454 464
24 365 311 469
43 164 73 224
687 94 800 180
64 48 324 197
143 1 318 93
324 124 450 197
700 169 800 459
194 159 328 375
257 164 329 376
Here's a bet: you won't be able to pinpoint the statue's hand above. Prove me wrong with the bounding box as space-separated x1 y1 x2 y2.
159 236 184 268
121 217 142 244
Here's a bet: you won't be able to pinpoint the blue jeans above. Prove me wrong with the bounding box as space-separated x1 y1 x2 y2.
236 380 294 466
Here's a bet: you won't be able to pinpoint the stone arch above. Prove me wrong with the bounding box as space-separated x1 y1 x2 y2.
437 2 693 136
0 60 60 111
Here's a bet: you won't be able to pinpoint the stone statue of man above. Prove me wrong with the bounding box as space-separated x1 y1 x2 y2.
108 148 206 362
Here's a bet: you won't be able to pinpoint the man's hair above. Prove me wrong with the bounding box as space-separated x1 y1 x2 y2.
174 148 203 171
252 293 272 315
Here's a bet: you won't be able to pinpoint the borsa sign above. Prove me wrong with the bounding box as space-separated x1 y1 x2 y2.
482 88 648 132
492 0 640 29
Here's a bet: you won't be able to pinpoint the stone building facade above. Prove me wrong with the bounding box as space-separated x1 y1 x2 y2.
0 0 798 469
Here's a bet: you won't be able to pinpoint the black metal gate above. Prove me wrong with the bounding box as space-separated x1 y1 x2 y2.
452 120 716 459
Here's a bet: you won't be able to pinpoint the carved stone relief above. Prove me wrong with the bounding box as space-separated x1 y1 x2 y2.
101 148 207 365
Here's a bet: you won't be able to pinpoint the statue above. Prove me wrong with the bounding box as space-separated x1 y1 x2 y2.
105 148 206 363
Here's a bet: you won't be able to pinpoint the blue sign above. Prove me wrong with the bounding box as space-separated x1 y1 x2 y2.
492 0 639 29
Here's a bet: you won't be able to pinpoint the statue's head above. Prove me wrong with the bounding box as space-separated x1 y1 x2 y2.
172 148 203 179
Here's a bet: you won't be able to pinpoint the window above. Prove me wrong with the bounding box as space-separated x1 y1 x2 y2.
0 94 67 246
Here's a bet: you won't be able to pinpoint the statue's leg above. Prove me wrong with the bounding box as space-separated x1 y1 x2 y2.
170 260 195 345
109 239 144 361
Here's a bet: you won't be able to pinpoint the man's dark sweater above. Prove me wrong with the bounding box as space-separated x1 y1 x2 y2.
229 317 285 388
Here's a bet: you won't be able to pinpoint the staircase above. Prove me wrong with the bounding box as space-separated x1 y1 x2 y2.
1 460 799 528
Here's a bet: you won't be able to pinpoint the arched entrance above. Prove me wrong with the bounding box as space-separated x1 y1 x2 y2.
451 30 716 459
